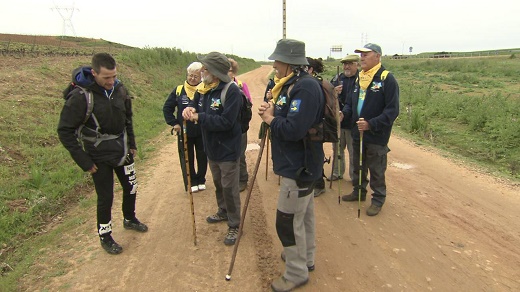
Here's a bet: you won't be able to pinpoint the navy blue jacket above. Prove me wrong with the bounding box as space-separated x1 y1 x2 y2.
163 85 202 137
342 66 399 145
193 81 242 162
270 72 324 182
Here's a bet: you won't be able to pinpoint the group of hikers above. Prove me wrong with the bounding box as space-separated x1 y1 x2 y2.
57 38 399 292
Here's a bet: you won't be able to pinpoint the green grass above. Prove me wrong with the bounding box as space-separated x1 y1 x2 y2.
0 47 259 289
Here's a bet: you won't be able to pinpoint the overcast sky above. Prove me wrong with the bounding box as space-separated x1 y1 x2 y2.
1 0 519 61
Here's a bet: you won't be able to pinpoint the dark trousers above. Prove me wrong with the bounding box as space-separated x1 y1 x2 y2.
91 154 138 236
352 141 390 207
239 132 249 183
187 135 207 185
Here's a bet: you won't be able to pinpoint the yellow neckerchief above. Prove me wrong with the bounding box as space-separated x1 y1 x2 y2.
196 80 219 95
184 81 198 100
271 72 294 103
358 62 382 90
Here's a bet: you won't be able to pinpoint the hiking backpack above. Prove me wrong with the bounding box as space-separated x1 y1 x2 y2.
62 82 129 166
220 81 253 133
289 75 339 143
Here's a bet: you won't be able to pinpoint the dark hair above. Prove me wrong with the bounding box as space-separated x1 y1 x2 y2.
92 53 116 73
306 57 324 74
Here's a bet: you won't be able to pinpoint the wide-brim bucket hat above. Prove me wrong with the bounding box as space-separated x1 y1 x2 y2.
268 39 308 65
197 52 231 83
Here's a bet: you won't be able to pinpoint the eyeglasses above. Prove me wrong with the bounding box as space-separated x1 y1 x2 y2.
188 74 200 79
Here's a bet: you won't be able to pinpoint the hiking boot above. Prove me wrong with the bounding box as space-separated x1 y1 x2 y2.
341 191 366 202
100 235 123 255
197 184 206 191
314 188 325 197
239 182 247 192
366 204 382 216
206 211 228 223
224 227 239 246
280 251 315 271
326 175 342 181
123 218 149 232
271 276 308 292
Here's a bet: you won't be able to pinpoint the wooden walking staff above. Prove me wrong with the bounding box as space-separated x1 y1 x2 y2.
226 128 269 281
183 120 197 245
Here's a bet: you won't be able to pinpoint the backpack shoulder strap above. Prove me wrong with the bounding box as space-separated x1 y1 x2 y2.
381 70 390 81
175 84 183 97
220 81 234 107
75 85 94 124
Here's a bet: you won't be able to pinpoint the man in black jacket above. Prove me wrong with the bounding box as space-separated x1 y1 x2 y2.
259 39 324 292
182 52 242 246
329 54 360 182
58 53 148 255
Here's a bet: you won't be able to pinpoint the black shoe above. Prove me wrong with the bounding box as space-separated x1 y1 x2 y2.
123 218 148 232
239 182 247 192
366 204 382 216
100 235 122 255
224 227 239 246
206 212 228 223
326 175 342 181
341 191 366 202
280 251 315 271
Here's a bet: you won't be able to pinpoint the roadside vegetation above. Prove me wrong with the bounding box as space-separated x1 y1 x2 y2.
322 55 520 179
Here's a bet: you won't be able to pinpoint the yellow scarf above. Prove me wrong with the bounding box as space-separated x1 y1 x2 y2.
196 80 220 95
184 81 198 100
358 63 382 90
271 72 294 103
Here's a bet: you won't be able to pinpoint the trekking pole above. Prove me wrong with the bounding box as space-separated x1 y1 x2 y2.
357 118 364 218
226 129 268 281
329 65 341 190
265 127 270 180
183 120 197 245
335 65 342 203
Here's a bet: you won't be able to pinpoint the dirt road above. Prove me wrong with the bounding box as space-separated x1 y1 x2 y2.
23 65 520 291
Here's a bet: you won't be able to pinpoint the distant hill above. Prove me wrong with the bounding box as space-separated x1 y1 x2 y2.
0 33 134 49
0 33 135 56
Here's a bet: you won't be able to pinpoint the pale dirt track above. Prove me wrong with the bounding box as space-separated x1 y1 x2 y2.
22 65 520 292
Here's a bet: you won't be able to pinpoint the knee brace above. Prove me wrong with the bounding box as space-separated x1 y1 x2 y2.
276 210 295 247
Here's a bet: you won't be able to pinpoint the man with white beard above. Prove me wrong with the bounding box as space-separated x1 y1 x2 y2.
182 52 243 246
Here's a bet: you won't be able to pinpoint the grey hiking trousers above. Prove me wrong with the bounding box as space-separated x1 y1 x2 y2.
276 177 316 284
208 158 241 228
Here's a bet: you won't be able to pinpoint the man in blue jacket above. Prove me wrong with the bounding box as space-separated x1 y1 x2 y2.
182 52 242 246
341 43 400 216
258 39 324 292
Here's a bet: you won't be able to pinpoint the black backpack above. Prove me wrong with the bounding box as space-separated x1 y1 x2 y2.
220 81 252 133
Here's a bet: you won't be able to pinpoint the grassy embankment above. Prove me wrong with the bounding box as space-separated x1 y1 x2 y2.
0 46 259 289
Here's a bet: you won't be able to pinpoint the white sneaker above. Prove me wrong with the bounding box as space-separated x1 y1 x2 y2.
198 184 206 191
191 185 199 193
